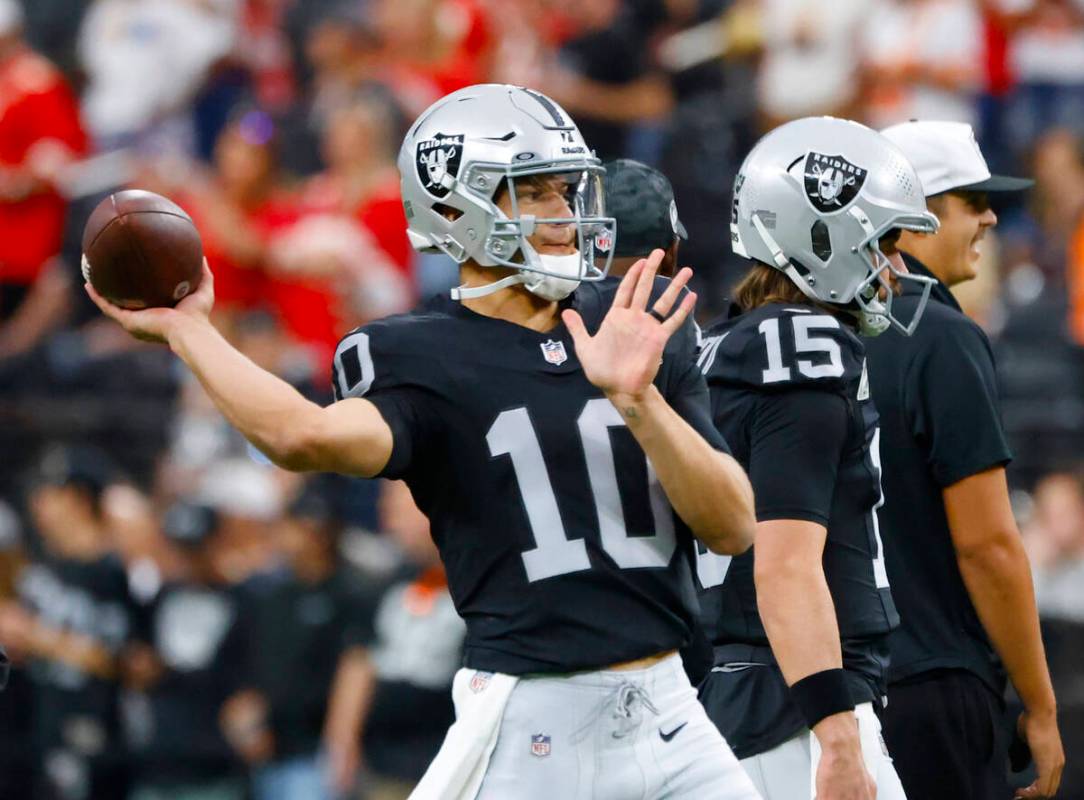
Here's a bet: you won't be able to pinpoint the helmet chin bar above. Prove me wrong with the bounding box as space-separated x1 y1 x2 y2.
847 205 938 337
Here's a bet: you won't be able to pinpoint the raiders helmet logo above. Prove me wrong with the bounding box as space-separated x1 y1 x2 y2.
416 133 464 199
803 152 867 214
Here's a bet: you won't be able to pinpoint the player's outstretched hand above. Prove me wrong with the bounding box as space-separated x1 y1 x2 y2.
85 259 215 345
562 249 695 401
1014 709 1064 799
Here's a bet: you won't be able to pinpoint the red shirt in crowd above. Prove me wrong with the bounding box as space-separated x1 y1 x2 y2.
264 173 413 370
178 190 298 310
0 45 87 285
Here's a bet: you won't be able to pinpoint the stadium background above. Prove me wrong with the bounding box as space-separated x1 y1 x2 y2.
0 0 1082 798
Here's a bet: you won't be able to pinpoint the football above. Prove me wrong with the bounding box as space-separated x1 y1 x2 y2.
81 190 204 310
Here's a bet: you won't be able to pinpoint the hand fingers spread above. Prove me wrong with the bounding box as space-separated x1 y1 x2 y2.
661 291 697 336
612 259 643 309
630 249 663 310
650 266 693 318
561 309 588 348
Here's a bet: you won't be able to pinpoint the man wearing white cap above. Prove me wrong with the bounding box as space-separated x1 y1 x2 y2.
866 120 1064 800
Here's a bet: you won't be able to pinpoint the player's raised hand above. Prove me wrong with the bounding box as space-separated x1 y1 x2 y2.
1014 709 1064 799
562 249 696 401
85 259 216 344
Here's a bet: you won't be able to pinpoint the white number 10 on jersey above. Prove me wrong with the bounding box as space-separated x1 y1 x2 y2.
487 399 677 582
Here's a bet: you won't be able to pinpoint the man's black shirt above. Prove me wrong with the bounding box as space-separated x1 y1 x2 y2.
332 281 727 675
864 254 1010 695
695 303 896 758
17 554 131 763
127 582 247 786
242 567 370 760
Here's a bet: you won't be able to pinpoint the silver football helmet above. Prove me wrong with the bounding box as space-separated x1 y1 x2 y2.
731 116 939 336
399 83 616 301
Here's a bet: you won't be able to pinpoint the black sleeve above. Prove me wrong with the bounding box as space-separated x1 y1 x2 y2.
907 320 1012 487
662 309 731 454
748 389 849 525
366 388 441 480
667 357 732 454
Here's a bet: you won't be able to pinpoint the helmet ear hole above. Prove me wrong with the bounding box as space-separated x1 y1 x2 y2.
811 220 832 261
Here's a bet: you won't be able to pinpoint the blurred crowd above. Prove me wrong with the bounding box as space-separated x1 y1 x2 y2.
1 0 1084 798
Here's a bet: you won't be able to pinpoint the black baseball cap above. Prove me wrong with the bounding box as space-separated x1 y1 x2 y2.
603 159 688 258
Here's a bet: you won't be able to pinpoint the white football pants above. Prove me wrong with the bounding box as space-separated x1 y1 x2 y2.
738 702 906 800
473 653 761 799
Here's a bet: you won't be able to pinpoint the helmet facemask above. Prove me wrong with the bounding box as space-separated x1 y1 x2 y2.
844 205 938 337
448 161 616 301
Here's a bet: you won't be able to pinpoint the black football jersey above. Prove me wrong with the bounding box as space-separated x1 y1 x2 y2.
331 281 729 675
695 303 898 649
695 303 897 755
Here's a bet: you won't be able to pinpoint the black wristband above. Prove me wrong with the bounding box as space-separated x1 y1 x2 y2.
789 668 854 730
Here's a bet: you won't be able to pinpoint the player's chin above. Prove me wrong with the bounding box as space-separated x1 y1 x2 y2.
538 245 577 256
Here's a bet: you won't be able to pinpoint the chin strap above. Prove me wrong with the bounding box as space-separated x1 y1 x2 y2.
450 273 525 301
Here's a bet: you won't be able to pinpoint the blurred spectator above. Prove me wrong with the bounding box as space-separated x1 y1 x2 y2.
860 0 984 128
175 110 296 326
367 0 493 118
277 5 380 175
231 0 296 114
996 0 1084 149
268 92 412 369
994 129 1084 484
4 445 131 799
195 458 291 586
1023 470 1084 621
1020 468 1084 796
122 497 251 800
0 497 35 800
0 0 86 352
324 480 465 800
543 0 674 161
756 0 866 126
290 91 412 278
77 0 239 150
228 480 369 800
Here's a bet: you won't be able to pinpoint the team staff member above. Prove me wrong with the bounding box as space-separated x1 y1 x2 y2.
601 159 688 278
869 120 1064 800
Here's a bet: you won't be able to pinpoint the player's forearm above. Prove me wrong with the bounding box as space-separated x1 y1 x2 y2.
610 386 754 554
166 315 328 469
956 532 1057 714
755 554 843 687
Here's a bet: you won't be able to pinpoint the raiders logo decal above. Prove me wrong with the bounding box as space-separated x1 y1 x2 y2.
416 133 464 199
803 152 867 214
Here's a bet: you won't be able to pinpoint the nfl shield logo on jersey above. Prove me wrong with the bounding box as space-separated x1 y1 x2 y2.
530 733 551 758
469 671 492 694
540 339 568 365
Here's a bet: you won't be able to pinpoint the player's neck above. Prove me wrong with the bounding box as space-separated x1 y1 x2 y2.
458 263 561 333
